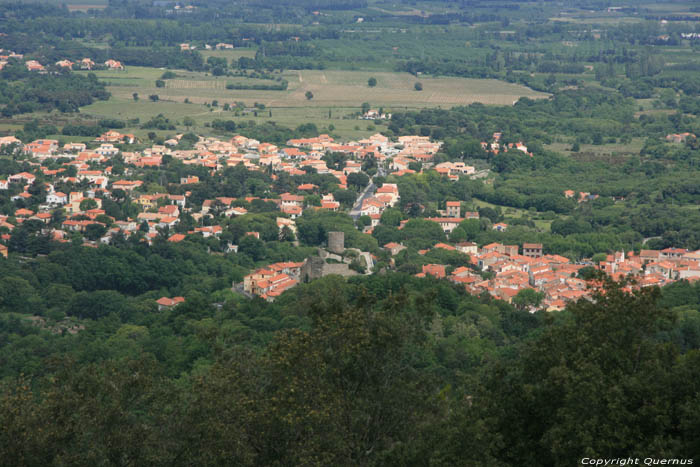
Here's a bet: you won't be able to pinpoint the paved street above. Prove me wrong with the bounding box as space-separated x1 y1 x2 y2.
349 167 386 219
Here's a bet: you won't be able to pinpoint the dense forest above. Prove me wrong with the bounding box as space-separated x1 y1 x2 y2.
0 65 109 116
1 264 700 464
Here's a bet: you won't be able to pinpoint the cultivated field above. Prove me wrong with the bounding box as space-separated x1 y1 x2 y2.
83 67 548 108
74 66 549 139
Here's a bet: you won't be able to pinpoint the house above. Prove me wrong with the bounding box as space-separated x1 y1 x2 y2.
361 109 391 120
493 222 508 232
156 296 185 311
9 172 36 184
281 205 302 219
158 205 180 217
15 208 34 218
25 60 45 72
280 193 304 208
64 142 87 152
80 58 95 70
104 59 124 70
424 217 464 234
168 234 186 243
112 180 143 191
97 131 136 145
320 200 340 211
666 133 695 144
0 244 7 258
445 201 461 218
384 242 406 256
455 241 478 255
420 264 446 279
47 191 68 205
376 184 400 206
180 176 199 185
522 243 543 258
96 144 119 157
0 136 21 147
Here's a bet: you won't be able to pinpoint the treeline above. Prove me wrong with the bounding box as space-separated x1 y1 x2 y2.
0 15 340 50
209 121 322 146
226 80 288 91
237 55 324 71
61 118 127 137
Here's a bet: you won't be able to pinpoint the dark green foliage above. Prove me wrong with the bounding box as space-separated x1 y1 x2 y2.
1 271 698 464
0 66 109 116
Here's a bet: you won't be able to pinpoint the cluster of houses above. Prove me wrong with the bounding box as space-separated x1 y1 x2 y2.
1 124 698 310
0 127 479 254
0 50 124 72
481 132 531 156
389 135 454 175
383 239 700 312
360 109 391 120
393 202 480 236
179 42 234 51
242 261 305 301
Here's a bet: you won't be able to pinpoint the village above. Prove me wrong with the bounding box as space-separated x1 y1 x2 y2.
0 121 698 310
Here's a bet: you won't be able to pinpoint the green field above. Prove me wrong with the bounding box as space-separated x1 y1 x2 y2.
546 138 646 159
72 65 550 139
81 67 548 108
472 198 556 232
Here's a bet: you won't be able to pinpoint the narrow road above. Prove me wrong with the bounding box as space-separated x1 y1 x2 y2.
348 166 387 219
349 181 376 219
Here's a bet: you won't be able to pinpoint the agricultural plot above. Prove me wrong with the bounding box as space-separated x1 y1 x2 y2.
83 66 547 109
282 70 548 107
76 66 548 139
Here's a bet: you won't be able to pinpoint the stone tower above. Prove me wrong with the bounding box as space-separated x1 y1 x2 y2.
328 231 345 254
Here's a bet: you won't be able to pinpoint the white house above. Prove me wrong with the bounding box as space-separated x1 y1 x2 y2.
46 191 68 205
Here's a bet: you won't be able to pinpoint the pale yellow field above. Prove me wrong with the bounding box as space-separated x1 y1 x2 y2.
90 67 548 109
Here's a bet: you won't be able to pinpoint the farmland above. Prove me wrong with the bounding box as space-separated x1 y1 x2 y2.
75 66 549 138
82 67 548 108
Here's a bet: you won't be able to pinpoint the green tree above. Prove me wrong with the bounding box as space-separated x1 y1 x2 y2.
368 77 377 87
459 218 481 240
183 116 195 129
79 198 98 211
84 223 107 241
449 226 467 243
380 208 403 227
512 288 544 311
357 215 372 227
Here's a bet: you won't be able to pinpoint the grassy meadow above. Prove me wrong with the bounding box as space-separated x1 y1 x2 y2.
70 65 549 139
